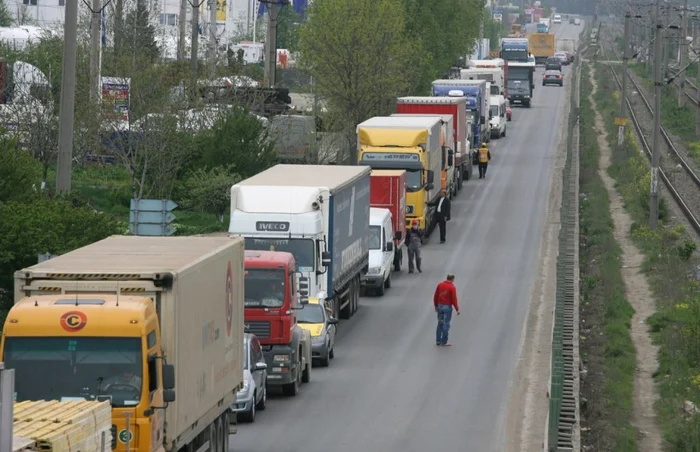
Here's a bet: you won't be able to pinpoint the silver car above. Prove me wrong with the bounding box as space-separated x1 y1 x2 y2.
231 333 267 422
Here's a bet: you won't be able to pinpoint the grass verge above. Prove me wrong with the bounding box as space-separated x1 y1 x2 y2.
579 63 639 451
593 61 700 451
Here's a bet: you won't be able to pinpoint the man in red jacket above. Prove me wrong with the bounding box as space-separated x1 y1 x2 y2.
434 274 460 346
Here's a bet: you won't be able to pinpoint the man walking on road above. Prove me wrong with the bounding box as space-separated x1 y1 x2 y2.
406 219 424 273
434 274 460 346
429 190 451 243
478 142 491 179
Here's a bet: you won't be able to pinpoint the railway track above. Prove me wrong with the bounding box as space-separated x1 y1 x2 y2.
600 40 700 235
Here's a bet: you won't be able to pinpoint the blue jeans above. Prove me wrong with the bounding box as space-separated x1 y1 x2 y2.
436 304 453 345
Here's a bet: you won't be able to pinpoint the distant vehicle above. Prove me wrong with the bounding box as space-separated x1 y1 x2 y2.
552 14 562 24
489 94 507 138
296 298 338 367
543 69 564 86
574 18 581 25
505 99 512 121
553 52 570 65
232 334 268 422
564 51 575 63
545 57 563 71
569 17 575 24
363 207 398 295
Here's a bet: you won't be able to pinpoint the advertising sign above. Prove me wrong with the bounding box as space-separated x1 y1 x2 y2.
101 76 130 122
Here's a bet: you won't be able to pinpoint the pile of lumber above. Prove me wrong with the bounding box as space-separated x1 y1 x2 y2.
12 400 112 452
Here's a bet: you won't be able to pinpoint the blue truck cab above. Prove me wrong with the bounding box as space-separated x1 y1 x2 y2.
431 82 486 148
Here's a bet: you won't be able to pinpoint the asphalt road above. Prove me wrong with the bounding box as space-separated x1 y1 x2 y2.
230 23 583 452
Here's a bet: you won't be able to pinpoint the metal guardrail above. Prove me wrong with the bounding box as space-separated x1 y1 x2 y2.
546 22 588 452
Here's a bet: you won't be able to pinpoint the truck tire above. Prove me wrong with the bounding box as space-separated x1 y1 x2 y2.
216 415 226 451
220 413 230 451
209 422 218 450
354 275 361 313
282 370 300 396
340 289 351 319
376 277 385 296
302 354 311 383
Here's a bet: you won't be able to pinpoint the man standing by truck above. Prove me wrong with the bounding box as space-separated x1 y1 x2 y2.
429 190 451 243
478 142 491 179
406 219 424 274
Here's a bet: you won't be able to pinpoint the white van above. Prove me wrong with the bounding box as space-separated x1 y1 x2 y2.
362 208 395 296
553 14 562 24
489 95 507 139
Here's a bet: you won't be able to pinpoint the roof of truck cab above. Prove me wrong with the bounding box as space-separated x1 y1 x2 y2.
396 96 466 104
371 169 406 176
244 250 294 265
20 236 242 274
357 116 442 129
236 164 369 188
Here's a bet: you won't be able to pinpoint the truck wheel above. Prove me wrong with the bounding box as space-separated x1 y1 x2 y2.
209 421 218 450
216 415 226 450
376 278 385 296
353 276 360 313
302 358 311 383
282 369 300 396
221 412 230 451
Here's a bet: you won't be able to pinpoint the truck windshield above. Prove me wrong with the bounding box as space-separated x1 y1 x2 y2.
244 268 286 308
501 49 529 62
509 67 532 80
490 105 499 117
3 337 143 407
296 304 326 324
369 226 382 250
405 170 422 192
244 237 314 270
490 85 500 95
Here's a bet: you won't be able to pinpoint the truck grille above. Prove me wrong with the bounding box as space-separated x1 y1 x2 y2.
245 321 271 339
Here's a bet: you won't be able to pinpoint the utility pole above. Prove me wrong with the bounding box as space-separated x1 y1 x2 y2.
264 1 280 88
89 0 102 104
178 0 187 60
190 2 200 80
679 0 688 107
55 0 79 194
619 11 631 146
650 11 663 229
209 0 217 77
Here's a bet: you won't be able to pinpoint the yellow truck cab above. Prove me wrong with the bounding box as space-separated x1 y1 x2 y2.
1 236 245 452
356 116 443 232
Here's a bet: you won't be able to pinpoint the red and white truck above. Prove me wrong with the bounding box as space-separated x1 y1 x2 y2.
369 170 407 271
396 96 473 189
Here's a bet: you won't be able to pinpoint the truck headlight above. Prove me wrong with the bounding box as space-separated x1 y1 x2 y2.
273 355 290 362
367 267 382 275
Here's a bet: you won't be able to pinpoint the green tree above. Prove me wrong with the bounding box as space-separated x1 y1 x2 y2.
0 138 42 202
194 108 278 179
179 166 239 220
276 5 302 51
0 0 12 26
120 1 160 66
298 0 421 161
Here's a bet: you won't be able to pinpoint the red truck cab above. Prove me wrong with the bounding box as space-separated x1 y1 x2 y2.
243 250 311 396
369 170 407 271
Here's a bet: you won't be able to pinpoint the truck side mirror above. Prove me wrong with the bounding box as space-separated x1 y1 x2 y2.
426 183 435 190
321 251 331 267
163 389 176 403
384 242 394 252
427 170 434 184
162 364 175 390
447 150 454 167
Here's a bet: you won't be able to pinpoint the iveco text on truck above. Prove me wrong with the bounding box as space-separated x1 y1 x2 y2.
229 164 370 321
357 116 442 232
2 236 245 452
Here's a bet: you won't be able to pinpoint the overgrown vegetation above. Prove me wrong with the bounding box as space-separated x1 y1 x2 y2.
578 63 639 451
593 61 700 451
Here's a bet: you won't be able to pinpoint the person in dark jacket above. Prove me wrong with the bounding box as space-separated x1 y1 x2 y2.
434 274 460 346
428 190 451 243
405 219 424 273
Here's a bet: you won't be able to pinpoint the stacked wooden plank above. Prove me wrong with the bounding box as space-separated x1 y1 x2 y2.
12 400 112 452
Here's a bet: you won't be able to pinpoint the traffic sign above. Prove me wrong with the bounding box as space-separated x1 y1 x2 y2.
129 198 178 236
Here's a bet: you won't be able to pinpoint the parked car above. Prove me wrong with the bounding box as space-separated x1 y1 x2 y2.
296 297 338 367
232 333 268 423
505 99 512 121
569 17 575 24
574 17 581 25
553 52 570 65
543 69 564 86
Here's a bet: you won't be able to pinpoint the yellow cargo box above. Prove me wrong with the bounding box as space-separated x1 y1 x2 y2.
529 33 555 63
12 400 112 452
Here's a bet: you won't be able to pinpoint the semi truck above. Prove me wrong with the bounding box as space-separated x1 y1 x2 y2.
460 68 504 96
467 58 508 97
369 170 406 272
357 116 442 232
529 32 555 64
396 96 472 185
500 37 530 63
1 236 245 452
243 250 312 396
431 79 488 145
391 113 456 198
229 164 370 321
434 79 490 145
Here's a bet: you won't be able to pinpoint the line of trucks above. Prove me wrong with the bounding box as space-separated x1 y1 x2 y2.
1 45 524 452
